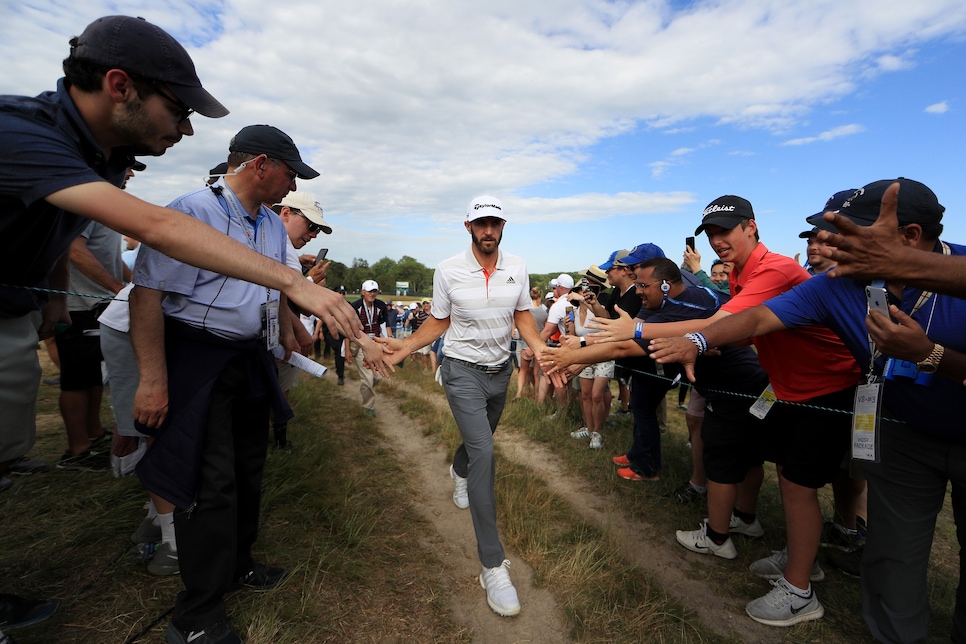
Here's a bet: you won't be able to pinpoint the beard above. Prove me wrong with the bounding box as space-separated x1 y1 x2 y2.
470 228 501 256
112 98 171 156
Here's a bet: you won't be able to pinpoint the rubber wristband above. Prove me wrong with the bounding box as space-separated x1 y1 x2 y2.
634 321 644 339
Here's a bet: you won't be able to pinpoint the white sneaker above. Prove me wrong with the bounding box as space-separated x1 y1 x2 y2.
570 427 590 439
749 546 825 582
449 465 469 509
479 560 520 616
675 522 738 560
589 432 602 450
728 512 765 538
746 577 824 626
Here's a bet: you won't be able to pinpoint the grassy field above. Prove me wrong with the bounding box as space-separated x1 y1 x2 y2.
1 354 959 642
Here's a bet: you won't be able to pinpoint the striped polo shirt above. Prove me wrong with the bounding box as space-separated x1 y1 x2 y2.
433 246 531 366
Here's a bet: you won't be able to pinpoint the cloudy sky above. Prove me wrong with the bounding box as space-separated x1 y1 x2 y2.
4 1 966 276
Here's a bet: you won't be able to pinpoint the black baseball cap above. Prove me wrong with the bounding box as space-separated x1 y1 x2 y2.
804 189 858 233
229 125 320 179
694 195 755 234
806 178 944 229
69 16 228 118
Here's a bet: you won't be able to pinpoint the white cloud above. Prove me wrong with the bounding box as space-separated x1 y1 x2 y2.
925 101 950 114
3 1 966 271
782 123 866 146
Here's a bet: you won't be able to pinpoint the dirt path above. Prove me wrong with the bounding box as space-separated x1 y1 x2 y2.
334 376 774 643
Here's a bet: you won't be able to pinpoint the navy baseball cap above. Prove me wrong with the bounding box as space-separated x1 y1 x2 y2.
805 189 858 233
69 16 228 118
694 195 755 235
806 179 944 229
229 125 320 179
619 243 666 266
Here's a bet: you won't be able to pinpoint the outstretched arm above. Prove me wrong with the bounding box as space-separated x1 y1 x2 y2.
47 182 365 341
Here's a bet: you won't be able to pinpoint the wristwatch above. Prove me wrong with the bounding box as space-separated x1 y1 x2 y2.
579 337 587 347
916 343 944 373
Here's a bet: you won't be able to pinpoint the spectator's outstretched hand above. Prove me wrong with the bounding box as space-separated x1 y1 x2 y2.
584 305 635 342
820 182 901 281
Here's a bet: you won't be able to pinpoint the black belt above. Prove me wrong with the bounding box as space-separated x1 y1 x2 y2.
446 357 510 374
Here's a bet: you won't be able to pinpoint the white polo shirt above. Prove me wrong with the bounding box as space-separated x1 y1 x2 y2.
433 246 531 366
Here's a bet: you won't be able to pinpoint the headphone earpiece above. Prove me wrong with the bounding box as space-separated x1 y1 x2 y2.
661 280 670 294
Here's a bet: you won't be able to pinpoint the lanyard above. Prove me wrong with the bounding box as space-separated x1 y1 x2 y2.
663 287 720 312
211 180 271 302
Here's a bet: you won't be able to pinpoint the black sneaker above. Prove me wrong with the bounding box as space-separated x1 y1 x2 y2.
56 446 110 471
827 545 863 577
337 377 345 386
166 619 241 644
9 456 48 475
0 593 58 629
235 562 287 591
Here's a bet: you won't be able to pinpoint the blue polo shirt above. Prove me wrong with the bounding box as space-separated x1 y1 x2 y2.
765 240 966 441
0 78 135 316
134 180 288 341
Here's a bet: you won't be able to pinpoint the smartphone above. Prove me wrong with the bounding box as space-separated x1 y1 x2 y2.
315 248 328 265
865 285 891 317
685 236 695 251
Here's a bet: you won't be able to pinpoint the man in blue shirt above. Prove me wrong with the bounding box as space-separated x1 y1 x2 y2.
650 178 966 641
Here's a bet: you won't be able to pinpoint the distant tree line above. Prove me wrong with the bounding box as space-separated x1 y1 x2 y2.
325 255 575 299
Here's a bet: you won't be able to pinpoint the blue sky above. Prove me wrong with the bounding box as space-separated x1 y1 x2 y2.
3 1 966 278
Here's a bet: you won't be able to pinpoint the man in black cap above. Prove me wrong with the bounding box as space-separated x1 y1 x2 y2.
0 15 365 518
131 125 390 644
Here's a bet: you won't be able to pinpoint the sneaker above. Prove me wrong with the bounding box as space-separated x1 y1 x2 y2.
9 456 48 475
728 513 765 538
450 465 469 509
0 593 58 629
745 578 824 627
617 467 659 482
570 427 590 439
56 446 110 471
820 520 864 551
90 431 113 447
337 377 345 386
589 432 602 450
750 547 825 582
130 517 162 544
675 522 738 560
666 482 706 505
147 542 180 576
479 560 520 617
235 562 287 591
42 376 60 386
827 545 863 577
612 454 631 467
0 478 10 493
166 619 241 644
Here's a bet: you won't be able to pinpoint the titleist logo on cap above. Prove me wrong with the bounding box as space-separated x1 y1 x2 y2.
703 204 736 216
474 203 502 211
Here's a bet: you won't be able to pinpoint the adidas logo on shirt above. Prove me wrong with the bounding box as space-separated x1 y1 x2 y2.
506 277 515 284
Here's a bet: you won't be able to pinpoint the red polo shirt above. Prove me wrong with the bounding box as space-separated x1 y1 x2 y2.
723 243 861 402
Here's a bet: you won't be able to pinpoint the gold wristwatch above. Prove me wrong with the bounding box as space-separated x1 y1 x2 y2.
916 343 944 374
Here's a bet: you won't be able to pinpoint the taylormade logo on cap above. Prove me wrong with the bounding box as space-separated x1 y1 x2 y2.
466 195 507 223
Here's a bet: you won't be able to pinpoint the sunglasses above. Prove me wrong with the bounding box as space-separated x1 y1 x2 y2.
292 210 325 234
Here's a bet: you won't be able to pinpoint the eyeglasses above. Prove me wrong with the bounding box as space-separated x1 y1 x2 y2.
292 209 324 234
635 281 659 289
269 159 298 182
151 82 194 123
